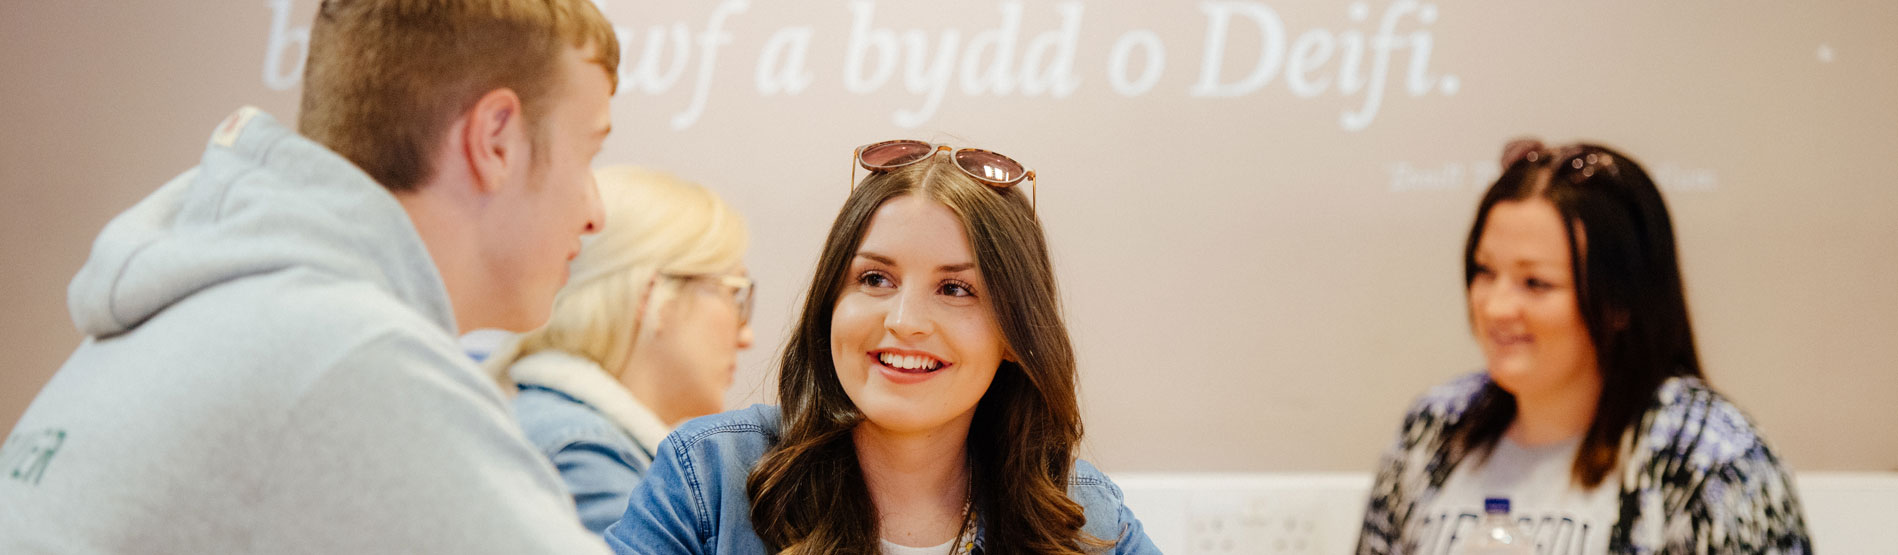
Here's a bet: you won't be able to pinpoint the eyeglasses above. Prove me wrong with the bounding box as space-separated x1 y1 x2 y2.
661 272 754 325
852 140 1037 209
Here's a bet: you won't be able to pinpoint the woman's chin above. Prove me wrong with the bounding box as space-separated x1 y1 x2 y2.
854 404 961 437
1484 363 1537 393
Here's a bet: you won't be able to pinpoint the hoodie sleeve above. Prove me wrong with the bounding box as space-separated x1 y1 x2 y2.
256 330 608 554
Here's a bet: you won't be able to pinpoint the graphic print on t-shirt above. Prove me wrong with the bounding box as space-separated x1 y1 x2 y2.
1410 508 1601 555
1407 436 1619 555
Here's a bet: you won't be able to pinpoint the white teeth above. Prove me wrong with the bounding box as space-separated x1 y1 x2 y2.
877 352 941 371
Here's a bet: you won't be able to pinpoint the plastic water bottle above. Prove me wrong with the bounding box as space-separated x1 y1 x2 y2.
1457 497 1533 555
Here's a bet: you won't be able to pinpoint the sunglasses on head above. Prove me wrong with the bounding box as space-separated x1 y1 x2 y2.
1503 139 1623 184
851 140 1037 210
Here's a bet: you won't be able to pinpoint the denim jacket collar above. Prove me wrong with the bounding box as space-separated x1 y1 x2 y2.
509 350 672 452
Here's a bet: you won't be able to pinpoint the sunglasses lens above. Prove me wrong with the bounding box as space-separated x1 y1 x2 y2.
954 149 1024 185
860 140 934 169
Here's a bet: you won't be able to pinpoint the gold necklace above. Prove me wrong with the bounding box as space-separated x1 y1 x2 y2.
949 504 976 554
952 465 977 555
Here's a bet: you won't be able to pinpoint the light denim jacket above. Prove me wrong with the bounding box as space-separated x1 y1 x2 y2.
508 350 675 535
605 405 1161 554
515 385 657 534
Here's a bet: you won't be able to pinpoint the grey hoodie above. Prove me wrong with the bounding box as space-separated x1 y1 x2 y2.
0 108 608 554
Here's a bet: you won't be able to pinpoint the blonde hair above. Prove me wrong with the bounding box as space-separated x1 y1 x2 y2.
297 0 619 192
485 166 748 382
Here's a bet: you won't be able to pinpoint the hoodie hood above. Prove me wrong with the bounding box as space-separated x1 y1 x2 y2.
67 107 455 337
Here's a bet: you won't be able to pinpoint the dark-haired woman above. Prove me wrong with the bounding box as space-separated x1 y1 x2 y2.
1355 140 1811 554
607 141 1158 554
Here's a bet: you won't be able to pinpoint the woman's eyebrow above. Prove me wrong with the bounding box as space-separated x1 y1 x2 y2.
856 251 975 274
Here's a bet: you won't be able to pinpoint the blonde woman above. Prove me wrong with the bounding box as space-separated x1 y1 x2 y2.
487 166 754 534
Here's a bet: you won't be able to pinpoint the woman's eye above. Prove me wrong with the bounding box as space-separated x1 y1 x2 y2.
1472 264 1493 276
857 271 894 289
939 281 975 298
1525 278 1553 291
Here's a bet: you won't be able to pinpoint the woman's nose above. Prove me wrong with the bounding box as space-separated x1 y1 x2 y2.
884 287 935 338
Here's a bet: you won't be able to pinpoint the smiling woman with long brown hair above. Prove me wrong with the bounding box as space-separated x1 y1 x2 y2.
605 140 1157 554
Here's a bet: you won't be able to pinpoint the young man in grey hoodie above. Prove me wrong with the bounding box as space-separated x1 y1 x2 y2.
0 1 622 552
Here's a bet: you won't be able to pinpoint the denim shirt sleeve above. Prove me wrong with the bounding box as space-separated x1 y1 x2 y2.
1105 500 1162 554
1068 460 1163 554
604 405 782 555
551 440 646 535
605 432 706 554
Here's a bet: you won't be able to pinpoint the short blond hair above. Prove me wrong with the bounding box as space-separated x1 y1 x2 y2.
487 166 749 381
297 0 620 192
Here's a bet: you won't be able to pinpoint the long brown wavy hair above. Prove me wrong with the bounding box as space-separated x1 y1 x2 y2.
745 155 1104 553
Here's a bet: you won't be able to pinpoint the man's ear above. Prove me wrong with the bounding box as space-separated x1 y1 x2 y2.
462 88 525 194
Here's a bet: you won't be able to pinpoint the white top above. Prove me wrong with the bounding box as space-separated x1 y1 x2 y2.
880 537 962 555
880 509 974 555
1409 436 1620 555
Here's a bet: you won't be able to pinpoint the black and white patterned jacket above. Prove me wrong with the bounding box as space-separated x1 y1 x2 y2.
1356 373 1812 554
